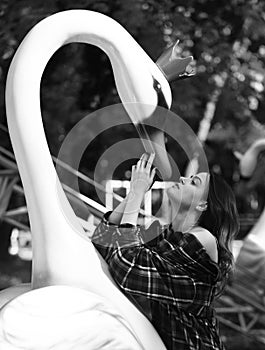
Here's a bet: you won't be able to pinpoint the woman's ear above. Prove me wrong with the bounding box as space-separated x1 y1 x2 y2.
196 201 208 212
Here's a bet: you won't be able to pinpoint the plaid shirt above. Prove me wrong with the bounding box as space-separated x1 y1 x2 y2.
92 212 225 350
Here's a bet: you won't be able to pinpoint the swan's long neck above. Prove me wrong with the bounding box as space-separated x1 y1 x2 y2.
5 12 169 349
6 10 169 239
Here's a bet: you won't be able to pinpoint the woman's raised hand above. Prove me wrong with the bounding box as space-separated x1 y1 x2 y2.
130 153 156 196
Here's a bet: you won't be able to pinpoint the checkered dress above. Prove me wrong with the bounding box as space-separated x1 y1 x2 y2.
92 213 225 350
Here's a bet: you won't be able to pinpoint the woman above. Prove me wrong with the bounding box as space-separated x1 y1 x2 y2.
92 153 239 350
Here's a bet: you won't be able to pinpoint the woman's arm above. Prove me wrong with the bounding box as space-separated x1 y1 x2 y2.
107 194 129 225
92 153 156 261
121 153 156 226
107 153 155 225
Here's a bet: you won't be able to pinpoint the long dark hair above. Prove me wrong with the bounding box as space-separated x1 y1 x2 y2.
198 171 239 294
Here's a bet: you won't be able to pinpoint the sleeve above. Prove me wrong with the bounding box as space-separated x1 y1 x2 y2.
92 214 195 306
91 211 143 263
161 231 221 282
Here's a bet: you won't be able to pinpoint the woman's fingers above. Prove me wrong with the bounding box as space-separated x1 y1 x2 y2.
145 153 155 172
140 153 148 169
137 153 155 171
146 167 156 191
131 154 157 193
150 167 156 181
137 153 145 169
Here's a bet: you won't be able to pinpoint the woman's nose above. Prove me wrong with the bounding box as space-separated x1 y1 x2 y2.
180 177 185 184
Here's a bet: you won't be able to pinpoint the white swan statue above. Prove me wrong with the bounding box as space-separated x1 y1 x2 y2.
0 9 194 349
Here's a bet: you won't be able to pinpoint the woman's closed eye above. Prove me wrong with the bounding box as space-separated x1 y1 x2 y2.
191 176 201 186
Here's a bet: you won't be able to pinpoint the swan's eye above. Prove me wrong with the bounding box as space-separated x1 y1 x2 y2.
153 77 169 109
153 79 162 92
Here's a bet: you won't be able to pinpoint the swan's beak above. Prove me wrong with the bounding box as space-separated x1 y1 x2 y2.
136 75 172 180
136 43 195 181
133 72 172 180
113 40 195 180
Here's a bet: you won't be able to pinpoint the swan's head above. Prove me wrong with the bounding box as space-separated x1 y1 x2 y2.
112 40 192 120
152 40 194 110
113 41 193 179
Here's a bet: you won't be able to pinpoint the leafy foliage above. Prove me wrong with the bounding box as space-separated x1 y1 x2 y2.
1 3 265 345
1 0 265 217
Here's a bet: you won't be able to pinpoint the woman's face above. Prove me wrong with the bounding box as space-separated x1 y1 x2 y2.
166 172 210 212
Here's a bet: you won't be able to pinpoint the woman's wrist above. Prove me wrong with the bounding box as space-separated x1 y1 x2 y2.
126 191 145 211
128 190 145 201
120 191 145 225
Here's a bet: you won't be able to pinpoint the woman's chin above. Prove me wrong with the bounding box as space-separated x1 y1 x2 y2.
166 185 180 198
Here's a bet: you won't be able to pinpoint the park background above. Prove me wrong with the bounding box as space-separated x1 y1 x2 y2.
0 0 265 349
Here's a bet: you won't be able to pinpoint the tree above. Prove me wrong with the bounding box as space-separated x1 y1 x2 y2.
1 0 265 207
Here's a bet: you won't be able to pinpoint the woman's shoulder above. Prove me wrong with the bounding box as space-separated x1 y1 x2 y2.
187 226 218 263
